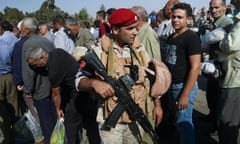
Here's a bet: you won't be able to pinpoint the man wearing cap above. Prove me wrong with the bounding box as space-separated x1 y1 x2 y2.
75 8 171 144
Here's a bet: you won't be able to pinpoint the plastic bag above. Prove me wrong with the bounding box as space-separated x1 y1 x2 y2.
24 110 44 142
13 116 35 144
50 118 65 144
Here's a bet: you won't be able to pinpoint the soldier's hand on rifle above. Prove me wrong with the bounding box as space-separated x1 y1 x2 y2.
92 79 115 98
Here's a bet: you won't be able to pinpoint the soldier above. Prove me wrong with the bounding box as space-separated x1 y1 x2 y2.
75 8 171 144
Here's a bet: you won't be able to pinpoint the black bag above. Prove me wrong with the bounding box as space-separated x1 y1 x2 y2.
13 116 34 144
155 89 180 144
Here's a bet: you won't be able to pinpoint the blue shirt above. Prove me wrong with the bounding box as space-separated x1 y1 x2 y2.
0 31 18 48
0 39 14 75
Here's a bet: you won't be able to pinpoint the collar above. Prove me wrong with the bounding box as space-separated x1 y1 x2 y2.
111 42 131 57
214 15 229 27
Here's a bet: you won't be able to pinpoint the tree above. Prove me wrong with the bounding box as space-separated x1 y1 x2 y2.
0 12 3 21
100 4 106 11
2 7 24 24
73 8 93 25
34 0 68 24
0 0 93 25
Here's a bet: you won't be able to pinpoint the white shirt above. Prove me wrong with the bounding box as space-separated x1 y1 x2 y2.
54 27 75 54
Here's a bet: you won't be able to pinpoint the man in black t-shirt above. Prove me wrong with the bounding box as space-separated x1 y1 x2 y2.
26 48 100 144
161 3 201 144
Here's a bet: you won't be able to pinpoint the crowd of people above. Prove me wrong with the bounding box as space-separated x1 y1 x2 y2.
1 0 240 144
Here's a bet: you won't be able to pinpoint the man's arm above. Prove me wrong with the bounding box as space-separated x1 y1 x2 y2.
222 22 240 52
52 87 63 118
22 43 35 94
177 54 201 110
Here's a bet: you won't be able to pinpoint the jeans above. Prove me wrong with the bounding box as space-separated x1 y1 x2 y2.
171 82 198 144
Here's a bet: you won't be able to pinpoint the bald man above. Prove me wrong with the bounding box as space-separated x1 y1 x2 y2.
131 6 161 61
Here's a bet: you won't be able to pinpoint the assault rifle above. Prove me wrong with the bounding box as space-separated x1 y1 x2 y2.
81 49 160 144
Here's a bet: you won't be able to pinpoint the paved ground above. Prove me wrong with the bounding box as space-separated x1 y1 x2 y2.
194 75 219 144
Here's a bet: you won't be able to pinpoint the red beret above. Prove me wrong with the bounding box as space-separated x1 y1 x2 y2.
109 8 138 26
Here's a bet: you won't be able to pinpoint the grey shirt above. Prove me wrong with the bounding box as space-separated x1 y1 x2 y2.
22 34 55 99
43 31 55 43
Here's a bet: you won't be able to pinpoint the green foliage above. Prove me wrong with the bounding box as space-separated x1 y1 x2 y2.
100 4 106 11
73 8 94 25
1 7 24 24
33 0 69 24
0 12 3 21
0 0 92 24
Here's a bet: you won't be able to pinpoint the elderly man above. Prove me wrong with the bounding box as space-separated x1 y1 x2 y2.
22 17 57 144
216 0 240 143
131 6 161 61
202 0 233 133
26 47 101 144
65 17 95 49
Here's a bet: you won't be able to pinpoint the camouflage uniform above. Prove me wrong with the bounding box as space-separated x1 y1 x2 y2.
76 41 154 144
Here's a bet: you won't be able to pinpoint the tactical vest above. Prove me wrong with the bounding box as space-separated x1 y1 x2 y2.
98 40 153 123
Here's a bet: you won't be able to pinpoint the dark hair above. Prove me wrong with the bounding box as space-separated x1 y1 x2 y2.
65 17 78 25
93 20 100 27
171 3 193 17
0 20 13 31
81 21 90 29
225 7 233 15
52 15 65 26
106 8 116 15
97 10 106 19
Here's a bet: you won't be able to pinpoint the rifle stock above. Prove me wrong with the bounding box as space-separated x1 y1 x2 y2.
81 49 160 143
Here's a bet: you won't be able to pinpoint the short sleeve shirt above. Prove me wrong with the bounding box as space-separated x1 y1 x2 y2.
162 30 201 83
47 48 79 89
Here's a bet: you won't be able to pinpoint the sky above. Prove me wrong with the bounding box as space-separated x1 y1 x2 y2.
0 0 231 18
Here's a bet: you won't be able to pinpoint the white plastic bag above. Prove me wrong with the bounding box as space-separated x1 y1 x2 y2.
50 118 65 144
24 110 44 143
